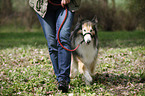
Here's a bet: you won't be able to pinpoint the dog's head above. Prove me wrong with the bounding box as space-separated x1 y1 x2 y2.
81 19 97 44
71 16 98 46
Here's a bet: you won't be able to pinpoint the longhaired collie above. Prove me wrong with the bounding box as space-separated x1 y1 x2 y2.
70 16 99 85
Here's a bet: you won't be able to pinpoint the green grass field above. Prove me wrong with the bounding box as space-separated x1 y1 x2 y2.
0 28 145 95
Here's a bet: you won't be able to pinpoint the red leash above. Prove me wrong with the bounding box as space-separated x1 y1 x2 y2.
48 0 82 51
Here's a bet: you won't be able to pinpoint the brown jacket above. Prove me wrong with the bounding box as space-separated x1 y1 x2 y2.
29 0 81 18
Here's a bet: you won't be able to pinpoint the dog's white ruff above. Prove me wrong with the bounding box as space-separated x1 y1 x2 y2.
75 35 97 65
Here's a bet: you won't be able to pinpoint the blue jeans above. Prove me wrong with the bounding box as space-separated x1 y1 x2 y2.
37 5 74 83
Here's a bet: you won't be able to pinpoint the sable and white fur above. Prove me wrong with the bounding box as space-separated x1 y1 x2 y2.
70 16 99 85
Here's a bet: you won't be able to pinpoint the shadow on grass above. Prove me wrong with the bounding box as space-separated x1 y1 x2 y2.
94 73 143 85
0 31 145 50
93 72 145 94
69 72 145 94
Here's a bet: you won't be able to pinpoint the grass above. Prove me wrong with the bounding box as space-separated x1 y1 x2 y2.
0 27 145 95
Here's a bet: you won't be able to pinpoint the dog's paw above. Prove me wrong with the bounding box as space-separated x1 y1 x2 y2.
84 71 93 81
83 75 93 85
83 71 93 85
85 79 93 85
84 78 94 85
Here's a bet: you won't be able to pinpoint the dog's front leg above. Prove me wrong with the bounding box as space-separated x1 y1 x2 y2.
90 59 97 76
82 65 93 85
70 54 78 78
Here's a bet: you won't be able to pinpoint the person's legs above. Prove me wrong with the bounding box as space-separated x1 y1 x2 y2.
37 5 74 92
56 7 75 83
37 11 60 80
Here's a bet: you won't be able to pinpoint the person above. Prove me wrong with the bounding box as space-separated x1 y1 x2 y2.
29 0 81 93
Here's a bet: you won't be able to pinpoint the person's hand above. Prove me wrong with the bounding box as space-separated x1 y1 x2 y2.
61 0 70 7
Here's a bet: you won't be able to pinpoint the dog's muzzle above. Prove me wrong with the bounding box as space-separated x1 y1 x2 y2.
83 32 94 44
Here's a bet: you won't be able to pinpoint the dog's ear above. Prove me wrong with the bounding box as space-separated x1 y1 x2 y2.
77 29 82 34
78 15 83 22
92 15 98 33
92 16 98 49
92 15 98 23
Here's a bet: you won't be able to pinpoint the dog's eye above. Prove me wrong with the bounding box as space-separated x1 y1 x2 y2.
90 29 93 32
84 29 86 32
